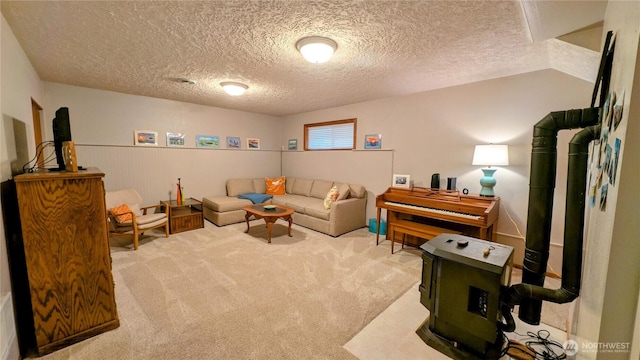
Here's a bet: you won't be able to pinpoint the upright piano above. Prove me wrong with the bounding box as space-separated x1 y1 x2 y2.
376 187 499 248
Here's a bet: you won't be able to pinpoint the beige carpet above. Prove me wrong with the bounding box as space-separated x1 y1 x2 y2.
36 221 423 360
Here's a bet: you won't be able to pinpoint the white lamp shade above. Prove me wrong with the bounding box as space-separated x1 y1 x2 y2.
296 36 337 64
472 144 509 166
221 82 248 96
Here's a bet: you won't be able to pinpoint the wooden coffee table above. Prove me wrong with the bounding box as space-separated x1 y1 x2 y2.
243 204 294 243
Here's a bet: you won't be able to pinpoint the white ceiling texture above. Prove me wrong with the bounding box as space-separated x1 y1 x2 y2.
1 1 607 117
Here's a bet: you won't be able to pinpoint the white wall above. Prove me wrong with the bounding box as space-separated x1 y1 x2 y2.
573 1 640 357
282 149 394 220
42 83 283 201
281 69 593 269
1 13 45 360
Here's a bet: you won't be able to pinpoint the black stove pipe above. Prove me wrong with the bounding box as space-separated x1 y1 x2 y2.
513 108 599 325
501 123 600 332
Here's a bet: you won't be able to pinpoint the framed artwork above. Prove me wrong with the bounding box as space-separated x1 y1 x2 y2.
392 174 411 188
227 136 241 149
134 130 158 146
196 135 220 148
247 138 260 149
167 132 185 147
364 134 382 149
288 139 298 151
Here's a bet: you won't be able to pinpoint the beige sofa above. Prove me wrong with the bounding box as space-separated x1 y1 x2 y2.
203 177 367 236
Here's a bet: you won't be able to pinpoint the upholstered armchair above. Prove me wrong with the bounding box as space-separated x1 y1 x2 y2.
105 189 169 250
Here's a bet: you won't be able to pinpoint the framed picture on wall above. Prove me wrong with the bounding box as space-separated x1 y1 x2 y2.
196 135 220 148
392 174 411 188
227 136 241 149
247 138 260 149
288 139 297 150
167 132 185 147
364 134 382 149
134 130 158 146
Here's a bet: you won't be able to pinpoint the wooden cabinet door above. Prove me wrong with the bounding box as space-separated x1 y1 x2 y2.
15 169 119 355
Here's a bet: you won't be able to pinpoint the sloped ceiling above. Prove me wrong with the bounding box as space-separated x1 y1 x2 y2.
1 1 605 117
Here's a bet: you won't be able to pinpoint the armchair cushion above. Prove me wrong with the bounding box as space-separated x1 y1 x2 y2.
116 213 166 227
111 204 133 223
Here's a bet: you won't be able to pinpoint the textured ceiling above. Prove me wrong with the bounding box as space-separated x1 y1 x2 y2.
1 1 604 117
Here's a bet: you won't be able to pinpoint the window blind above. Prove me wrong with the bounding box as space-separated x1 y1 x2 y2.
307 122 354 150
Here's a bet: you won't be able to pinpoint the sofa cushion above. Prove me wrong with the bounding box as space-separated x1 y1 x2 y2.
305 202 331 221
285 177 296 194
238 192 272 204
203 196 252 212
266 176 286 195
276 194 315 214
349 184 366 199
253 179 267 194
334 183 351 200
284 195 319 214
291 178 313 196
227 179 256 197
310 180 334 199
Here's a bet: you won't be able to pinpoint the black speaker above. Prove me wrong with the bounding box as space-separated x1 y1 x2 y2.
431 173 440 189
447 177 457 190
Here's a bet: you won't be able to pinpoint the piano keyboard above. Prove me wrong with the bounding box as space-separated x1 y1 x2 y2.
383 201 481 221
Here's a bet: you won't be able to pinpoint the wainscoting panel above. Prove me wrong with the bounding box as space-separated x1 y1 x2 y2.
77 145 282 204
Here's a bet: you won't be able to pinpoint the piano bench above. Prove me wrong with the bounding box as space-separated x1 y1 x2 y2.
389 220 461 254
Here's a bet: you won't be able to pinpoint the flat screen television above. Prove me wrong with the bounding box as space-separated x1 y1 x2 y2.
51 107 72 171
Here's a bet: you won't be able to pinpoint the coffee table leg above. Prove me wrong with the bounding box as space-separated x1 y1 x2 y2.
266 220 273 243
244 212 251 233
286 215 292 237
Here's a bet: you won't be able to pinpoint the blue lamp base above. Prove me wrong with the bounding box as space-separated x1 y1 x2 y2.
479 168 497 197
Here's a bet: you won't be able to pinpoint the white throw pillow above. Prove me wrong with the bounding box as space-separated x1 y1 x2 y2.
323 186 340 209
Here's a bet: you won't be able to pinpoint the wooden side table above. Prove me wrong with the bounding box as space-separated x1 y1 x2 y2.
164 198 204 234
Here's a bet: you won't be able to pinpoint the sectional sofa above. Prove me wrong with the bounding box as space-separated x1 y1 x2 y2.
202 177 367 236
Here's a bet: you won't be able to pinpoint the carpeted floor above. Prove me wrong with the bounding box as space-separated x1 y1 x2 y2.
36 221 423 360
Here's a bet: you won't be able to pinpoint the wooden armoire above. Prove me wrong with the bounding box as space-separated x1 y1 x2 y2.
9 168 119 356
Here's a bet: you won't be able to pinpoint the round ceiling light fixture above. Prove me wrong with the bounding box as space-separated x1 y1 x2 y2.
296 36 337 64
220 82 248 96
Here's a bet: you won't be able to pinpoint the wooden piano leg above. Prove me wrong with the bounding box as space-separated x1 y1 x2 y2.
376 207 382 245
390 224 395 254
391 234 395 254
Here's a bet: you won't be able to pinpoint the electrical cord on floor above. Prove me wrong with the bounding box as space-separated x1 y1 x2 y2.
501 333 536 360
502 330 567 360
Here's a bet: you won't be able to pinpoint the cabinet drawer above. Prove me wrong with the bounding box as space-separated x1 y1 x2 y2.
170 213 204 233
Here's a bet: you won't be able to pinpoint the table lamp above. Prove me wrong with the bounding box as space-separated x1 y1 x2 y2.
472 144 509 197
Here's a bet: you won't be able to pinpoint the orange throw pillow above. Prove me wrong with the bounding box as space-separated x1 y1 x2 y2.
265 176 286 195
110 203 133 223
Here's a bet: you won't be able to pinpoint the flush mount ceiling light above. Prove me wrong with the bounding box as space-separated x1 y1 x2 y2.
296 36 338 64
220 82 248 96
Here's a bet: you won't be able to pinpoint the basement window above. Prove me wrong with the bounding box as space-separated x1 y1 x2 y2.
304 118 356 150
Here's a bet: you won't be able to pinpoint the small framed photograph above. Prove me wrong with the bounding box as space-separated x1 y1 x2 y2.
167 132 185 147
364 134 382 149
288 139 298 151
247 138 260 149
134 130 158 146
392 174 411 188
196 135 220 148
227 136 241 149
